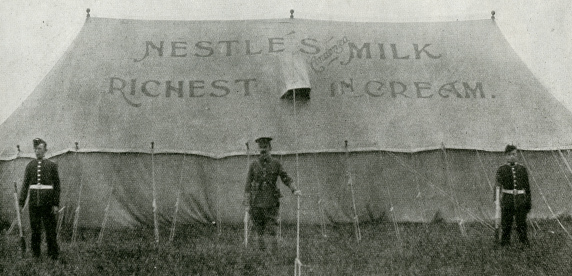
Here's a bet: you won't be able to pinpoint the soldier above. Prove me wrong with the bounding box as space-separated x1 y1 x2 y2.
19 138 61 259
243 137 301 252
496 144 531 247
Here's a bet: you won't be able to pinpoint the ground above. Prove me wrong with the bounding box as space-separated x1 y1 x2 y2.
1 219 572 275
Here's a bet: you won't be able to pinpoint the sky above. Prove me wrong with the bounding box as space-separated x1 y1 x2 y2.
0 0 571 124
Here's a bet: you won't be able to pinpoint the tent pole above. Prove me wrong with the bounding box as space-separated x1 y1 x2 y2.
151 142 159 243
169 154 186 243
345 140 362 242
57 144 73 240
244 142 250 248
215 160 222 235
71 142 83 244
293 88 303 276
314 153 327 238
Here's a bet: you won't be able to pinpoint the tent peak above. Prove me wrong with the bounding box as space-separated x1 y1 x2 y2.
290 9 294 19
86 8 91 18
491 10 495 20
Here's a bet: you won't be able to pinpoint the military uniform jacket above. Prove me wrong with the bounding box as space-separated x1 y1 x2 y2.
496 162 531 212
19 158 61 207
245 155 293 208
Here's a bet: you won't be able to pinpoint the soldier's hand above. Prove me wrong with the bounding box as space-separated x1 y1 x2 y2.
293 189 301 196
52 206 59 214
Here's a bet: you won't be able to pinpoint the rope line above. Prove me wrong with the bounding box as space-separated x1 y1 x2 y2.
387 151 493 229
519 151 572 240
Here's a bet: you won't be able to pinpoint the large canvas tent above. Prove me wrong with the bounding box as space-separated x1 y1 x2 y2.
2 16 572 230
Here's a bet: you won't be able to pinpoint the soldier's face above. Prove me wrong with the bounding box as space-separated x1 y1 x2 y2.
505 149 518 163
259 144 271 156
34 144 47 159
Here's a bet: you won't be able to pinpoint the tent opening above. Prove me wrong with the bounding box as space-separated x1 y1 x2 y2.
281 88 311 100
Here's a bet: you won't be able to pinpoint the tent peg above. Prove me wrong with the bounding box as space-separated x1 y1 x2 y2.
151 141 154 150
491 11 495 20
290 9 294 19
16 145 20 153
344 140 348 149
86 8 90 18
75 142 79 151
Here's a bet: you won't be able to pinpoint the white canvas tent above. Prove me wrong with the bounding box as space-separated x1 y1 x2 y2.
2 16 572 229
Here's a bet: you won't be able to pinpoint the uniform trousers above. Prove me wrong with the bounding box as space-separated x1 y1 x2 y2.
501 196 529 245
29 205 59 259
250 206 279 236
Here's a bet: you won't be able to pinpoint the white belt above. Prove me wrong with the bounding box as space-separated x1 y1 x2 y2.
30 184 53 190
502 189 525 195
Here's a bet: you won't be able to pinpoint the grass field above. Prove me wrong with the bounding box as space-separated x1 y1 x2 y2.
2 219 572 275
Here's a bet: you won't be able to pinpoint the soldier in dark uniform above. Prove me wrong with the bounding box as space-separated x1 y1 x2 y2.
496 144 531 246
19 138 61 259
243 137 301 252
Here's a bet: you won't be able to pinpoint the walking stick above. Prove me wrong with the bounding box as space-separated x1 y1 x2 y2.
13 182 26 256
494 186 501 244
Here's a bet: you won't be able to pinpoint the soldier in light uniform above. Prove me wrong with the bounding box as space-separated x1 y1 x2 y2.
19 138 61 259
243 137 301 252
496 144 531 246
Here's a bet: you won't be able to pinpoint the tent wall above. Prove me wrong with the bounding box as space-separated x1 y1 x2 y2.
2 150 572 229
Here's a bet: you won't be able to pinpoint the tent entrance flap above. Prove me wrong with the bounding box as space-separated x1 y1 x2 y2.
279 52 311 100
281 88 311 100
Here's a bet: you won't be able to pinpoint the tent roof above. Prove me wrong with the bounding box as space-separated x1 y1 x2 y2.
2 17 572 159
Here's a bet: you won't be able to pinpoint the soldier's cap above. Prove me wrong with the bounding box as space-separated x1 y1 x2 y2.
504 144 517 154
33 138 47 148
255 137 272 145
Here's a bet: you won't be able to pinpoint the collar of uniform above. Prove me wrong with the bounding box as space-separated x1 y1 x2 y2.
507 162 518 166
259 155 272 163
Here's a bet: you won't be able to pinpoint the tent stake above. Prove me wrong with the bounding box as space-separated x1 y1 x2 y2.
345 140 362 242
